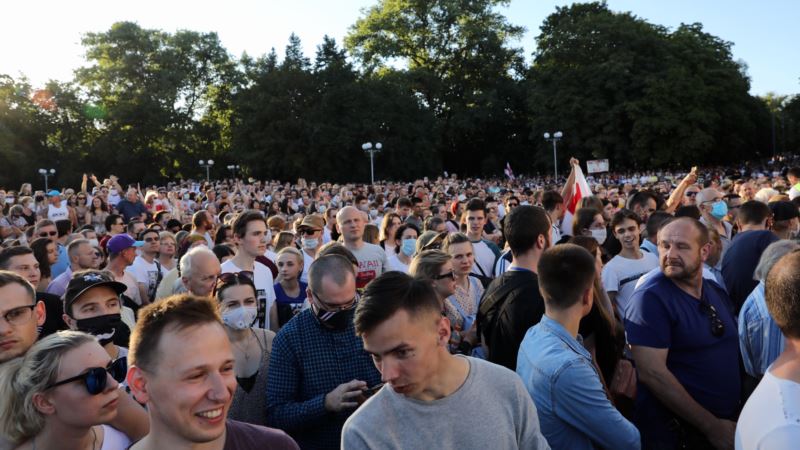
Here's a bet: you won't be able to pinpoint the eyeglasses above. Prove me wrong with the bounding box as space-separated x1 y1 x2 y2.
312 293 358 312
1 304 36 326
699 301 724 337
46 358 127 395
38 231 58 238
685 192 698 197
434 270 456 281
144 236 160 243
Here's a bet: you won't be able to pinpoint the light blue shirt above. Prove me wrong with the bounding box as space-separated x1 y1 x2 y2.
640 239 658 254
50 243 69 279
739 281 785 377
516 315 640 450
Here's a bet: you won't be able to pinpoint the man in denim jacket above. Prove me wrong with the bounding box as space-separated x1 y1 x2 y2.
517 244 640 450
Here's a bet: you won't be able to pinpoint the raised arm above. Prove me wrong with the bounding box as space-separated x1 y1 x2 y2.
665 168 698 214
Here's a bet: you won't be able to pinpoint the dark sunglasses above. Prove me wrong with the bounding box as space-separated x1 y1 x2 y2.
685 192 698 197
214 271 254 295
38 231 58 237
434 270 456 281
46 357 127 395
699 301 724 337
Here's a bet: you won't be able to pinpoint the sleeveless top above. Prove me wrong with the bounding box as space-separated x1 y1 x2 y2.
227 328 274 426
47 203 69 221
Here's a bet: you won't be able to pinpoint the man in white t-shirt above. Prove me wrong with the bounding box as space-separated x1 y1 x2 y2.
337 206 387 290
736 251 800 449
222 210 277 331
602 210 658 315
463 199 501 279
126 228 163 305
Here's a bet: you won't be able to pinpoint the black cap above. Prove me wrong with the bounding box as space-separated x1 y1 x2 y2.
64 271 128 312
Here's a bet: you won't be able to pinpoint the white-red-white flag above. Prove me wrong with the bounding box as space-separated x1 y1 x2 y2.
560 165 592 236
504 162 515 180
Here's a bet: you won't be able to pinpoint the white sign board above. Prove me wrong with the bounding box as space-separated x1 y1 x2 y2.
586 159 609 174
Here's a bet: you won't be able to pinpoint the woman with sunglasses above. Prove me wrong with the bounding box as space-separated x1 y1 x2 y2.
215 271 275 426
74 194 90 227
409 250 463 353
0 330 130 449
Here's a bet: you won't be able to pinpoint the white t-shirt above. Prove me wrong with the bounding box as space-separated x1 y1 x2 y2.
385 252 410 273
221 259 276 330
602 251 659 314
736 369 800 450
47 203 69 221
347 242 388 290
300 249 315 284
100 424 131 450
126 256 160 303
470 240 495 279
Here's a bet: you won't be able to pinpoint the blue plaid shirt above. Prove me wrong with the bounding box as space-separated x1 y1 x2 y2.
266 309 380 450
739 281 785 377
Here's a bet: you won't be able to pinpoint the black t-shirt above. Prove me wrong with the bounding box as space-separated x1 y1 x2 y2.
37 291 68 337
477 269 545 371
223 420 299 450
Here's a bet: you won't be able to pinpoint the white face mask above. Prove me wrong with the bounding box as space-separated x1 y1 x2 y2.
88 238 99 247
590 228 607 245
302 238 319 250
222 306 257 330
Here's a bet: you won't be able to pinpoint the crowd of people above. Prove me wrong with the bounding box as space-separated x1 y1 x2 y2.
0 155 799 450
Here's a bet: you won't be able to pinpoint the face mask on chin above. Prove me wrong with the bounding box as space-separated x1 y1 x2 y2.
311 296 356 331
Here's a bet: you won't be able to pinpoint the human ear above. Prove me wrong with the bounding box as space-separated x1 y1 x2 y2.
32 392 56 415
126 366 150 405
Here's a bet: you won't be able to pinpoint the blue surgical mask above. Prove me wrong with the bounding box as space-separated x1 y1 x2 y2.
710 201 728 220
302 238 319 250
400 238 416 257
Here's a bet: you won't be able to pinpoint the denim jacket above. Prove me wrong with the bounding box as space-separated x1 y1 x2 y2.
739 281 785 377
517 315 640 450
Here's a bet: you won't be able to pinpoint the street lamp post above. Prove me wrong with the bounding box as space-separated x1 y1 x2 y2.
38 168 56 191
362 142 382 184
226 164 240 178
198 159 214 182
543 131 563 179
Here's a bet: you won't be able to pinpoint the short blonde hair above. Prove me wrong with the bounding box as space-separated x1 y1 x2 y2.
409 250 451 281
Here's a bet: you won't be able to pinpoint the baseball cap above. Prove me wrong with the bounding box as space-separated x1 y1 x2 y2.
47 190 61 197
769 201 799 222
107 234 144 254
297 214 324 231
64 271 128 312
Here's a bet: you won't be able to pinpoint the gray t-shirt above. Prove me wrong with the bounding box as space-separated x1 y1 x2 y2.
347 242 388 290
341 356 550 450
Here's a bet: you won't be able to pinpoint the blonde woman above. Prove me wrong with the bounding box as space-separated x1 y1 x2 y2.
0 330 130 449
442 233 484 348
409 250 464 353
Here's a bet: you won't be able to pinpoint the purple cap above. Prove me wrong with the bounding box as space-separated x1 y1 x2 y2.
107 234 144 254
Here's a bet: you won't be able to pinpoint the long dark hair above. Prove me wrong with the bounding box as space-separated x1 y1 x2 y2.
30 238 53 279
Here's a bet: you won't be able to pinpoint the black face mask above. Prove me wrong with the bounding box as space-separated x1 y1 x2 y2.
311 302 356 332
75 313 126 347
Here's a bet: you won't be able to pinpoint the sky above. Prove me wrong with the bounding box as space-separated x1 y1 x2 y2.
1 0 797 96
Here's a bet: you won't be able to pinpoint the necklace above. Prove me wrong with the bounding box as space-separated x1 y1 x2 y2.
230 328 255 362
33 426 96 450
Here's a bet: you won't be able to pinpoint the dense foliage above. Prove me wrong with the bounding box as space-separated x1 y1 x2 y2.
0 2 795 187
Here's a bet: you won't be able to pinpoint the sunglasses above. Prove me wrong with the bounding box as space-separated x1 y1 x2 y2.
38 231 58 237
686 192 698 197
434 270 456 281
214 271 254 295
46 357 127 395
699 301 724 337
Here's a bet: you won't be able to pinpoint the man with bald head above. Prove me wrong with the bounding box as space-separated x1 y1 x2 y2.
336 206 388 290
625 217 740 449
696 187 733 260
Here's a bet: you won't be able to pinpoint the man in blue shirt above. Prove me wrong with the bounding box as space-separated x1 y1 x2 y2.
116 188 148 223
517 244 639 450
266 254 381 450
626 217 740 449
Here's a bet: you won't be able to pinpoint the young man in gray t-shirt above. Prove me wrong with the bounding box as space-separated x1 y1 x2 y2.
342 272 550 450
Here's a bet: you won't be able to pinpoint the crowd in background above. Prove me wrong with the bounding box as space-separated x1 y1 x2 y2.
0 153 799 449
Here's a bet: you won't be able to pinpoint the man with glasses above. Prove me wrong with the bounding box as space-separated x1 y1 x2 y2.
127 229 162 305
697 187 734 259
100 213 125 250
267 254 380 450
0 270 46 364
625 218 740 449
0 246 67 336
296 214 324 284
